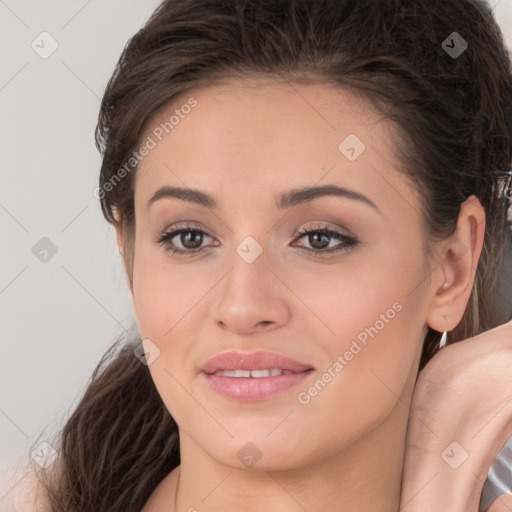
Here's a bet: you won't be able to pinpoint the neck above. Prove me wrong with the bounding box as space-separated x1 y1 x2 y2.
174 401 408 512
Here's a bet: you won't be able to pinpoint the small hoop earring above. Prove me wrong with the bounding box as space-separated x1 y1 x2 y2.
439 331 448 347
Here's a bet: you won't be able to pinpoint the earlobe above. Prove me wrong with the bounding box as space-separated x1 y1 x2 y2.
426 195 486 332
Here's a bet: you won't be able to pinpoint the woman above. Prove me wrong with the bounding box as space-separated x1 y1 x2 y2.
15 0 512 510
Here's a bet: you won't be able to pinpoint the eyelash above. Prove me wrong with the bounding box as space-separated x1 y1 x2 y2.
156 224 359 257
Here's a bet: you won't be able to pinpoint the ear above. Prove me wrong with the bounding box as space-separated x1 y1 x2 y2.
426 195 486 333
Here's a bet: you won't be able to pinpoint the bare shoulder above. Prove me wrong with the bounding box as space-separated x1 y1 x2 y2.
6 465 56 512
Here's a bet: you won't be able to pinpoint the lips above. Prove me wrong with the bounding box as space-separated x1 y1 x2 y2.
201 351 314 401
201 351 313 374
213 368 294 377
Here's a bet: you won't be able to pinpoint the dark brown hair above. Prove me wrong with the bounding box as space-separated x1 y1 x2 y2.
29 0 512 509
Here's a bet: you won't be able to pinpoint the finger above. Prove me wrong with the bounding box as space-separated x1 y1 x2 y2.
488 493 512 512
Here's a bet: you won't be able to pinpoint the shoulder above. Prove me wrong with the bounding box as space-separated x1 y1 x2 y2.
6 466 54 512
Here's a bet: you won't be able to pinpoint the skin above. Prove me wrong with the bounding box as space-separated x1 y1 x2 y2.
116 77 485 512
400 319 512 512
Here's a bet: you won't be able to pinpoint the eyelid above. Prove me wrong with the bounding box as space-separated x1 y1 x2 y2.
155 222 216 247
156 221 359 257
292 221 356 239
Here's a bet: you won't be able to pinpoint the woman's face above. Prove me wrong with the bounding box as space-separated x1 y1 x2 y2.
129 77 437 470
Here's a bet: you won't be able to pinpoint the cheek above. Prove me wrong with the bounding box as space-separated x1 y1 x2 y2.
290 251 424 417
289 250 419 354
289 289 421 461
131 248 215 340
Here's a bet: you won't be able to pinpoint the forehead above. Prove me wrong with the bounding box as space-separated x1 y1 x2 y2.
134 76 417 217
139 76 390 156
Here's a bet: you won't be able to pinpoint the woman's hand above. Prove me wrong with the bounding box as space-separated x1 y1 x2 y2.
399 319 512 512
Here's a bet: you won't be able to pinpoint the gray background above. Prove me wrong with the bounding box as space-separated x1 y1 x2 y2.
1 0 511 504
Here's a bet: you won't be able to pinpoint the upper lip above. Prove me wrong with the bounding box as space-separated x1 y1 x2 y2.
201 351 314 374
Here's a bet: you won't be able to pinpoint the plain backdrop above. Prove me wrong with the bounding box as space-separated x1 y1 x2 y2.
1 0 512 505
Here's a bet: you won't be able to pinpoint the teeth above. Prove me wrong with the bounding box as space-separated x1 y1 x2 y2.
250 369 271 378
234 370 251 378
214 368 291 378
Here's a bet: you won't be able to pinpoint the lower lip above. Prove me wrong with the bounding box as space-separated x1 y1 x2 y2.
203 370 313 401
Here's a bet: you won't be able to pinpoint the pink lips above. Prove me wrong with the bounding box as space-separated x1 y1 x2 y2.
201 351 314 401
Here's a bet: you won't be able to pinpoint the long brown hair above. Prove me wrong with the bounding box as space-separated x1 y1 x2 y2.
29 0 512 509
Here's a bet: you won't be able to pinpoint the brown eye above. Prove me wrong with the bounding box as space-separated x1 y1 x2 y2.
155 224 359 257
293 227 359 255
156 226 215 256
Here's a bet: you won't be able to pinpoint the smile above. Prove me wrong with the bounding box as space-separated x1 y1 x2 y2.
201 351 314 401
212 369 295 377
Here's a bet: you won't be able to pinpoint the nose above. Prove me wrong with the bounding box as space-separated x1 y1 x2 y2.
213 246 291 336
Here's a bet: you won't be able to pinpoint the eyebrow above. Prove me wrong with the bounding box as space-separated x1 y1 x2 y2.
147 184 379 212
